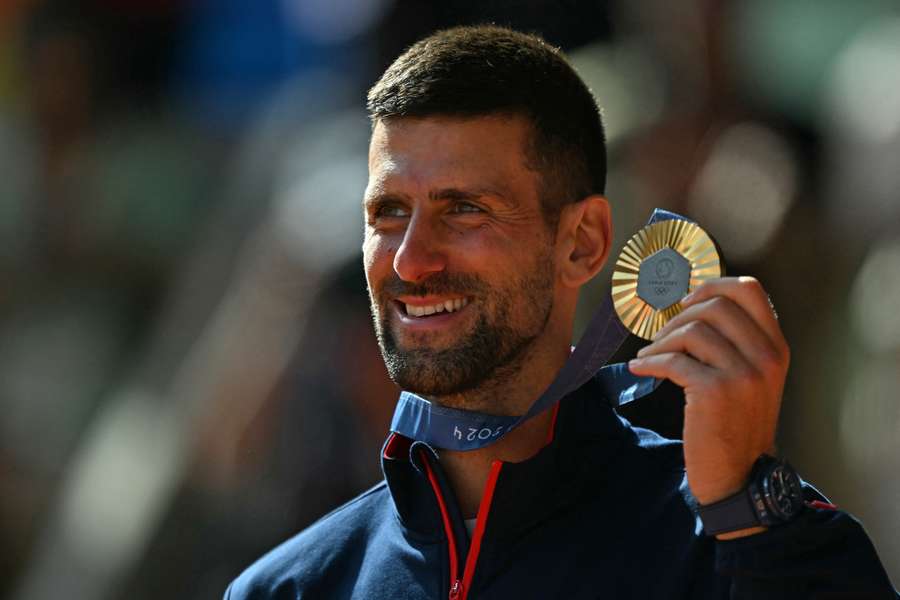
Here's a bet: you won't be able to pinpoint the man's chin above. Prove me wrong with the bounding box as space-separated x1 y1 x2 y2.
389 376 477 398
382 350 487 397
387 333 467 356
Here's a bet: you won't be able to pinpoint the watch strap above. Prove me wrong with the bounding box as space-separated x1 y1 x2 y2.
697 488 760 536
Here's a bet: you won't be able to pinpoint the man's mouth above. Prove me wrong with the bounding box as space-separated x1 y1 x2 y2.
399 297 470 318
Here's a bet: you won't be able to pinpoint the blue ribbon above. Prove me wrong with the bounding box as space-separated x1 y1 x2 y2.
389 209 689 451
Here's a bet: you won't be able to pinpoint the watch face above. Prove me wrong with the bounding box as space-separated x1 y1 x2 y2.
762 462 804 521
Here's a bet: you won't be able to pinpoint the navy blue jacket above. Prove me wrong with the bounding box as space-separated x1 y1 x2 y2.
226 379 897 599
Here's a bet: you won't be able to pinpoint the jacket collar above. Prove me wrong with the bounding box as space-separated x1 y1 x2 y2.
380 377 634 539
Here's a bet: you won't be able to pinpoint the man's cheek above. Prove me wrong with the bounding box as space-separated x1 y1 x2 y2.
363 251 393 311
362 233 395 273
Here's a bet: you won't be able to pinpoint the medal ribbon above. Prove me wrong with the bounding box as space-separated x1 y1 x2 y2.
389 209 690 451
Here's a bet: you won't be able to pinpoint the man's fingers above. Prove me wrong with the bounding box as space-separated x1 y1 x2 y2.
637 319 749 372
682 276 786 353
650 295 782 370
628 351 715 391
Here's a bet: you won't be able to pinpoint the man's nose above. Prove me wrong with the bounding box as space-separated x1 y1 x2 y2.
393 215 446 282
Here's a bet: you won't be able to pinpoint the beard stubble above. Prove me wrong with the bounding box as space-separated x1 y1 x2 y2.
369 253 555 402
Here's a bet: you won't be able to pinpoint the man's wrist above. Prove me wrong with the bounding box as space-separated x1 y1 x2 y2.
691 469 751 506
714 525 767 541
702 481 771 539
696 455 805 537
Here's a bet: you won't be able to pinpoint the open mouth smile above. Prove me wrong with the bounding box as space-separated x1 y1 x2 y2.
391 296 473 330
402 297 470 317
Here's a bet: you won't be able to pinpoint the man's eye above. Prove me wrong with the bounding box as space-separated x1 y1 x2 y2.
450 202 483 214
375 205 409 218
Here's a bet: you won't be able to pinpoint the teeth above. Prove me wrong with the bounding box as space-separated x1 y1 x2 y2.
404 298 469 317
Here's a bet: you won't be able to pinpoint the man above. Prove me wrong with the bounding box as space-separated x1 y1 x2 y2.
226 26 897 599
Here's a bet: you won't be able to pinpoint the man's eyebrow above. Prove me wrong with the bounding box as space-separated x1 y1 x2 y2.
363 192 409 209
428 187 516 207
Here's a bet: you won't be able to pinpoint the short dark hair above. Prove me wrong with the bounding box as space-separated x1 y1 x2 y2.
367 25 607 226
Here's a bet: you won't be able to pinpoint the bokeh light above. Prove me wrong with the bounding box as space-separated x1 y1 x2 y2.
850 236 900 353
687 123 797 263
822 17 900 234
839 359 900 467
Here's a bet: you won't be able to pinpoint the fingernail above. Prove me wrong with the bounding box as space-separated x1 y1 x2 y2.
629 358 643 368
636 346 647 357
681 292 695 304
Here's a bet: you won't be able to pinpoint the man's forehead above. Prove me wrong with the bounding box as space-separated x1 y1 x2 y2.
366 115 535 194
365 161 516 200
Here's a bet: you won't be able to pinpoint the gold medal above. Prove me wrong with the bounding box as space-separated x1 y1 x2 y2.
612 219 722 340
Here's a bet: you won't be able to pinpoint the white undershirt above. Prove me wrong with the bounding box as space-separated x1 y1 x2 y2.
464 518 477 536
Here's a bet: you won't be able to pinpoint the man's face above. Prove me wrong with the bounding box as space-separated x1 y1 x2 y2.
363 115 560 400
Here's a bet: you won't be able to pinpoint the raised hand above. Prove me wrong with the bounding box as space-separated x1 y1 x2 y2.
628 276 790 538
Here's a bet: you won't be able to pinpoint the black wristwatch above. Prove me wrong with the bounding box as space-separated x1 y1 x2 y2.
697 454 804 536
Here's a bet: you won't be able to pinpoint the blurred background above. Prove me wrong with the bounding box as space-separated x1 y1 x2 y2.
0 0 898 597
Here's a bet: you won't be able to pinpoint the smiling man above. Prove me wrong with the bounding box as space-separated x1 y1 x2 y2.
226 26 897 599
366 115 568 413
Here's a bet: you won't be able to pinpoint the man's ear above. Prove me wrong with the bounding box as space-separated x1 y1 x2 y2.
555 194 612 289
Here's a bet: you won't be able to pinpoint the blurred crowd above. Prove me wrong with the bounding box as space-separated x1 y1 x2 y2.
0 1 897 598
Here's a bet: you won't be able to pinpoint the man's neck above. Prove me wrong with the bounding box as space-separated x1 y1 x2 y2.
437 409 557 517
432 340 570 518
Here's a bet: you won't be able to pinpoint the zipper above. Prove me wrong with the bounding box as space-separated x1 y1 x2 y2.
421 454 461 599
459 460 502 599
422 451 504 600
419 403 558 599
415 403 559 599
